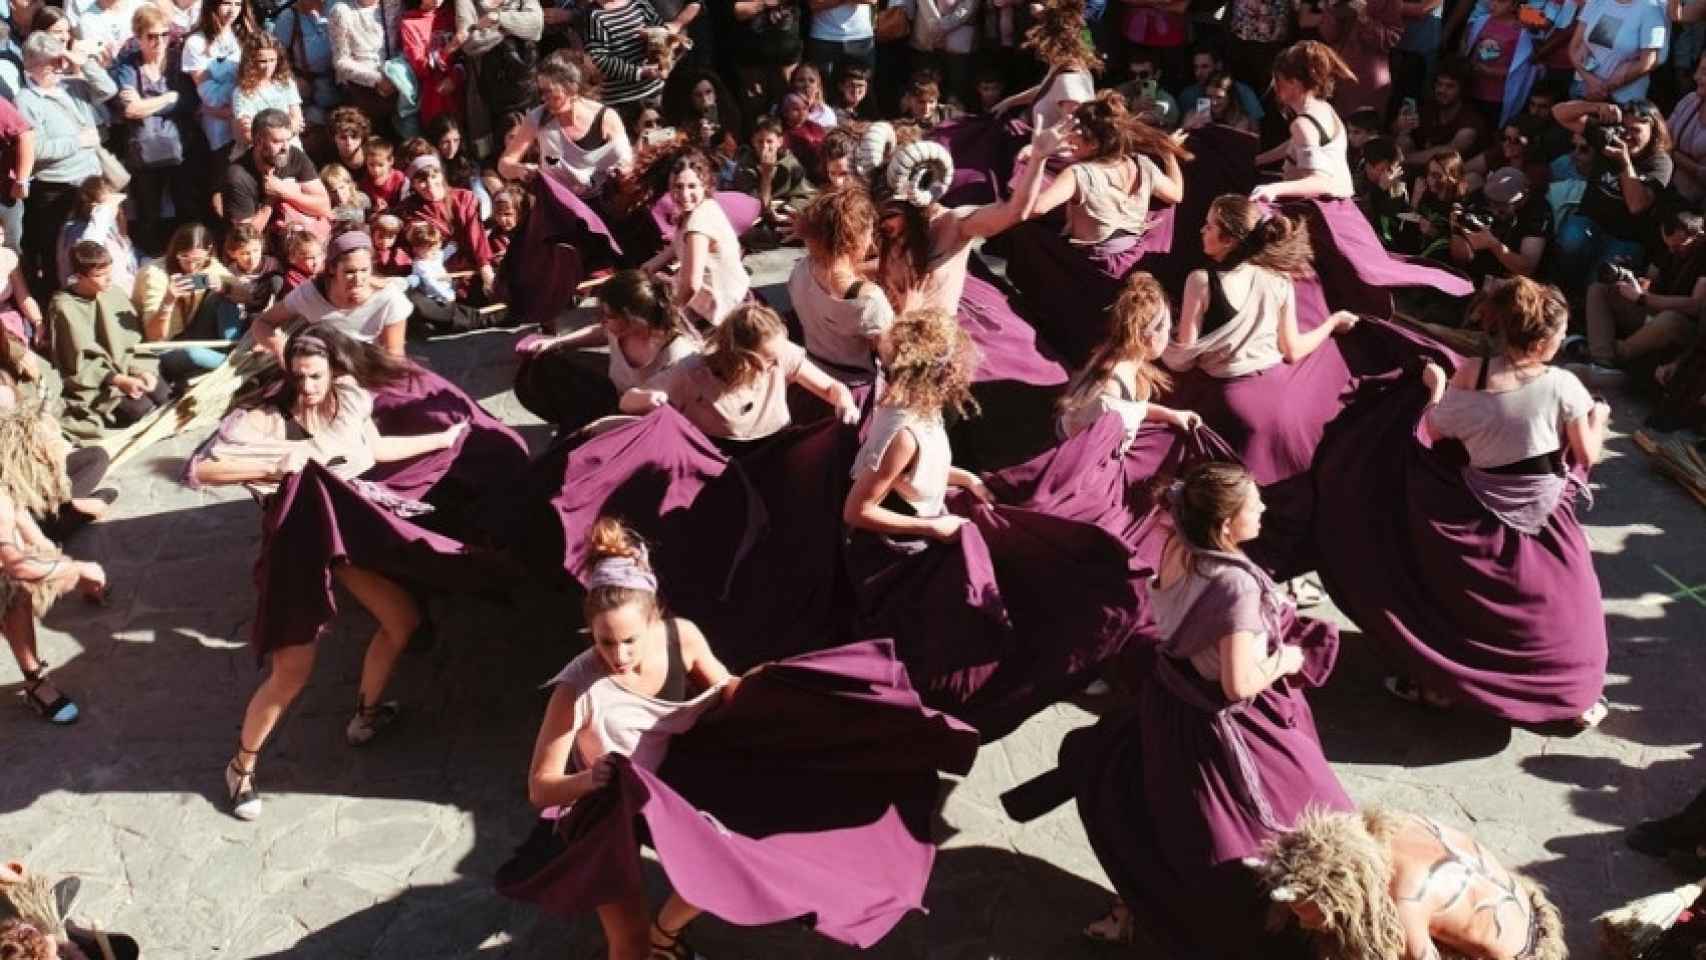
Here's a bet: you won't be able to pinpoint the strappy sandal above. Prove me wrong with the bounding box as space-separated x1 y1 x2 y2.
345 699 401 746
1082 900 1135 945
21 663 79 725
649 920 703 960
226 746 262 821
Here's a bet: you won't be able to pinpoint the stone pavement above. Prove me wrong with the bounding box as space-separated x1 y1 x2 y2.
1 245 1704 959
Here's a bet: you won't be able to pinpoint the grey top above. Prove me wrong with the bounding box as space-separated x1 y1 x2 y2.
1428 366 1592 469
14 63 118 187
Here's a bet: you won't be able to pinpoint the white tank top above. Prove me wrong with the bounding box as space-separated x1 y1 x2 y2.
531 104 634 196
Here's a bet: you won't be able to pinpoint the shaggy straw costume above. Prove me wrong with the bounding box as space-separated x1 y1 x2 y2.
0 407 77 617
1256 807 1566 960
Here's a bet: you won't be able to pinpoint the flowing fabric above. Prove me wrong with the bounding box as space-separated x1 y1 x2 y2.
1312 376 1608 723
1003 569 1348 959
928 112 1029 207
365 366 531 505
949 258 1071 470
251 460 516 658
501 175 623 330
1286 198 1475 319
609 191 764 269
496 640 980 949
511 338 620 436
1160 318 1453 578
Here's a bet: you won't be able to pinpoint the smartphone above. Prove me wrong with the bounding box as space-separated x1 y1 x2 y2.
1401 97 1418 115
189 273 210 291
1196 97 1212 116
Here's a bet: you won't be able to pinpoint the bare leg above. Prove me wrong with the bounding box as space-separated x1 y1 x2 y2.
595 894 653 960
3 595 70 711
234 642 319 774
652 894 703 949
332 564 420 712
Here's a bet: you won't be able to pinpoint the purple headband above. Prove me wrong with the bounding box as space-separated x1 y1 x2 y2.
586 554 658 594
328 231 373 259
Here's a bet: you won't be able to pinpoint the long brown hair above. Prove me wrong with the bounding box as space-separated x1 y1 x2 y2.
1023 0 1101 73
874 198 932 308
1207 195 1314 278
236 31 294 93
1059 272 1172 417
599 269 698 344
798 185 877 265
235 322 413 414
1169 460 1255 554
879 309 979 420
1272 40 1357 98
1075 91 1192 164
703 302 788 390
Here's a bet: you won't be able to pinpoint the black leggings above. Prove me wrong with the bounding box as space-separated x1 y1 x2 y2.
39 445 112 542
112 377 173 426
406 289 487 338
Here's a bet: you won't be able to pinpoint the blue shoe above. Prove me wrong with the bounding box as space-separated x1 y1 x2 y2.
22 664 79 725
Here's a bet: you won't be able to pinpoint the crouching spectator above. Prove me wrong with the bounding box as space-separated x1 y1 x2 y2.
1445 166 1550 287
1549 98 1673 286
48 242 168 440
1573 208 1706 385
132 222 248 382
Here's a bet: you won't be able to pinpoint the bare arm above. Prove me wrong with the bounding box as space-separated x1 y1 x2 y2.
497 114 542 181
1565 399 1611 464
1151 151 1184 204
192 456 292 487
1278 288 1355 362
1218 628 1304 700
790 357 860 423
371 422 464 462
376 319 407 357
526 685 612 808
1162 270 1209 371
673 231 711 306
842 428 963 541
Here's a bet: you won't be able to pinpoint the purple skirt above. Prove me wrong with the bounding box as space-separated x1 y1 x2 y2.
1312 378 1609 723
496 640 979 948
1002 213 1176 367
366 366 530 504
1285 198 1475 317
511 339 619 435
610 192 764 269
1038 614 1349 958
251 461 514 658
929 112 1028 206
501 176 623 330
950 260 1072 470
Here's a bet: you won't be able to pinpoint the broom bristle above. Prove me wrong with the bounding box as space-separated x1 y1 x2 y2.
1 874 67 939
1597 878 1706 959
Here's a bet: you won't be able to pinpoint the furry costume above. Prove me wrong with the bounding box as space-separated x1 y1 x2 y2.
1256 807 1566 960
0 407 77 617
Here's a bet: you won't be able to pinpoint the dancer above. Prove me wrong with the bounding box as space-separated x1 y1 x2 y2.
1006 461 1349 955
842 307 991 544
525 517 735 960
0 408 108 725
1256 807 1565 960
1314 277 1611 726
1003 94 1190 363
641 152 750 330
1057 272 1201 454
251 231 411 358
192 326 468 820
1252 40 1358 202
515 269 702 433
628 302 858 446
789 185 894 387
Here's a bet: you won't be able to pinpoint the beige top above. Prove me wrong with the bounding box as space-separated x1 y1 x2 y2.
657 341 805 440
545 644 726 778
1034 69 1097 130
888 205 979 315
1428 366 1592 469
854 404 951 518
190 375 379 496
1057 378 1148 455
608 331 700 394
787 260 892 378
1162 264 1289 379
132 260 236 341
676 200 750 327
1064 155 1160 245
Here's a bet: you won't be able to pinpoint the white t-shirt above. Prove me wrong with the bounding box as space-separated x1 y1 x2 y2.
1427 366 1593 468
282 278 412 342
71 0 144 58
1574 0 1668 103
181 30 243 148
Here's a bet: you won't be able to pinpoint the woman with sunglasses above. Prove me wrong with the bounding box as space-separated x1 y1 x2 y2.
1550 98 1673 283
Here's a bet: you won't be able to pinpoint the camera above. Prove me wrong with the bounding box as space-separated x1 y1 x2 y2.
1456 210 1490 232
1597 259 1639 286
1582 118 1623 153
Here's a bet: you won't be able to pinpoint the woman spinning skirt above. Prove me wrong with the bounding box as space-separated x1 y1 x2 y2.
1312 279 1610 725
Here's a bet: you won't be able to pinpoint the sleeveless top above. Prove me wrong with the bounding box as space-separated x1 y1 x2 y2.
545 619 725 779
1064 155 1161 245
1287 111 1354 199
608 331 701 394
1161 263 1289 378
531 104 634 196
1057 373 1148 454
1429 359 1590 471
1034 68 1097 130
853 405 951 518
891 206 978 314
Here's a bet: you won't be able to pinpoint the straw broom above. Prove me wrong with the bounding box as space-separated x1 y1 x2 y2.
1598 876 1706 960
1634 430 1706 511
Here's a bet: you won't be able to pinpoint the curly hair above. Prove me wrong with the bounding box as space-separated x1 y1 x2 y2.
0 920 54 960
1473 276 1567 357
329 105 372 142
236 31 294 94
1207 195 1315 278
1074 91 1192 164
1272 40 1358 98
1059 271 1172 419
1256 807 1409 960
799 185 878 264
582 516 660 619
1024 0 1101 73
879 309 980 420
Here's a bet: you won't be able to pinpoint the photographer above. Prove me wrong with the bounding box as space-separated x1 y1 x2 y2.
1446 165 1549 284
1573 208 1706 382
1550 98 1671 287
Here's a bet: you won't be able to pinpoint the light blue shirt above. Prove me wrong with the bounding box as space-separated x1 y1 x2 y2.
810 2 873 42
14 64 118 186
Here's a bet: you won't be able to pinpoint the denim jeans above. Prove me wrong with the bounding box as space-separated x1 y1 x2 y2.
0 197 21 254
805 35 875 82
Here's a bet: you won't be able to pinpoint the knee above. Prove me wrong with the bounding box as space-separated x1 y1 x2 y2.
383 599 422 646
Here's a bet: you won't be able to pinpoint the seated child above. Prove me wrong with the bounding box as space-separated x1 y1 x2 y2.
1357 137 1411 248
320 162 372 232
281 232 325 297
361 138 408 212
371 214 413 276
403 221 487 336
730 116 814 243
48 242 168 439
900 74 962 130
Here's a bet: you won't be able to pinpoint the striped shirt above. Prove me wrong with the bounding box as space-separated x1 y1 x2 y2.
585 0 665 105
